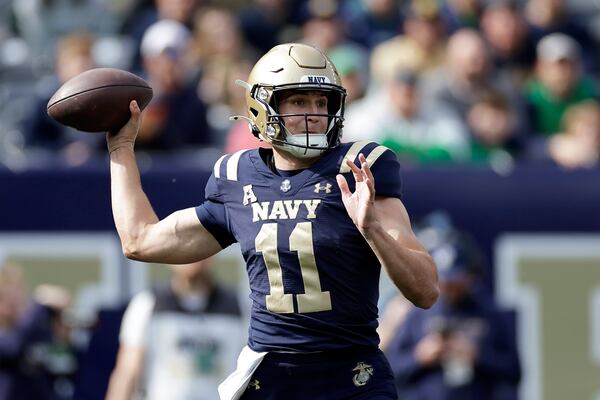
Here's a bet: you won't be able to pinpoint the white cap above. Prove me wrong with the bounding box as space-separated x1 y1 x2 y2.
537 33 581 62
140 19 191 58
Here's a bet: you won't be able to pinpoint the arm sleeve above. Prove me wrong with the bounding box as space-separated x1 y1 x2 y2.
195 171 236 249
369 146 403 200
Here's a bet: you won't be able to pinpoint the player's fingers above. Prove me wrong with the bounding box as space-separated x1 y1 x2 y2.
359 154 375 182
346 159 363 182
336 174 351 197
129 100 141 119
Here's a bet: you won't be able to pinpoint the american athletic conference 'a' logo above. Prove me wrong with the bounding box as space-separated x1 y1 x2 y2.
352 362 374 387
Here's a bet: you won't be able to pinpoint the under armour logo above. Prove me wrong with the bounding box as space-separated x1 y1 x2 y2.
314 182 332 194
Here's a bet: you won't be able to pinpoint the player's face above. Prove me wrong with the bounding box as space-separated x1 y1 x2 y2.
278 91 329 135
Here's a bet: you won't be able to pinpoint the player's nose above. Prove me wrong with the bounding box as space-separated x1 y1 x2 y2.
306 101 325 118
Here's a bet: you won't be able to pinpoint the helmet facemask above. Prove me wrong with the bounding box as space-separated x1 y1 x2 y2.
258 84 346 159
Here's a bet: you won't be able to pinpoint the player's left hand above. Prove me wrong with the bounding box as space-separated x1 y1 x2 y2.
336 153 379 236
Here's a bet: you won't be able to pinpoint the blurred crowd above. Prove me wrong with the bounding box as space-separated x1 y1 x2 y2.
1 0 600 171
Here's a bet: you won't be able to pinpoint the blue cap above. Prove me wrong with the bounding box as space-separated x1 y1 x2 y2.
431 242 475 281
415 211 483 281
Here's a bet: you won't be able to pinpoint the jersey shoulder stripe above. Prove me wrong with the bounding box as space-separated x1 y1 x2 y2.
338 141 391 173
213 154 228 178
226 149 248 181
212 150 249 181
364 145 388 168
339 140 370 173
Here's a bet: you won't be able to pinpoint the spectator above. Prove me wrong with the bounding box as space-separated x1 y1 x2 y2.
120 0 204 73
191 7 258 144
420 28 528 136
299 0 346 53
524 0 598 72
480 0 536 87
238 0 295 54
549 100 600 169
385 215 521 400
22 31 103 166
0 262 77 400
136 19 213 150
438 0 482 34
525 33 598 138
344 70 468 164
340 0 404 49
106 259 244 400
370 0 446 87
466 90 523 165
328 44 369 105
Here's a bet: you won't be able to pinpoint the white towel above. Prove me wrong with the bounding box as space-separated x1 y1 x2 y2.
218 346 268 400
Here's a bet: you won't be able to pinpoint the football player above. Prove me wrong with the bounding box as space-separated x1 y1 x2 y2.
106 43 439 399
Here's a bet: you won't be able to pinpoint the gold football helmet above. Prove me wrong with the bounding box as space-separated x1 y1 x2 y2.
233 43 346 158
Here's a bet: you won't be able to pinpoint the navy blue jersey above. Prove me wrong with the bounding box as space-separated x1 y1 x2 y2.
196 141 403 352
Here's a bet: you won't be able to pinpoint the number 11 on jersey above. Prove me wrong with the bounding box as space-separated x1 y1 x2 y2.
255 222 332 314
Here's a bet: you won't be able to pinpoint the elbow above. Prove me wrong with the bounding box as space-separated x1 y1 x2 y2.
413 283 440 310
121 240 143 261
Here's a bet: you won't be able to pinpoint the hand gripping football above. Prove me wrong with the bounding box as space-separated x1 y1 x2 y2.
47 68 153 132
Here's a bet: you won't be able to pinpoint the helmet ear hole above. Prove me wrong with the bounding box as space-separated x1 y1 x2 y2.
249 108 259 117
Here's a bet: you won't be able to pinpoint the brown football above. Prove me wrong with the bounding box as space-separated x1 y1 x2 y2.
47 68 153 133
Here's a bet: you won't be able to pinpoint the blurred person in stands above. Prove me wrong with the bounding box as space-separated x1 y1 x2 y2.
385 214 521 400
0 262 78 400
135 19 213 150
479 0 536 87
297 0 369 104
328 45 369 105
525 33 598 140
370 0 446 87
420 28 528 136
22 31 103 166
438 0 482 34
191 6 259 145
465 90 524 165
120 0 204 72
299 0 344 53
238 0 296 54
105 42 438 399
524 0 598 72
340 0 404 49
548 100 600 169
106 259 243 400
344 70 468 164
